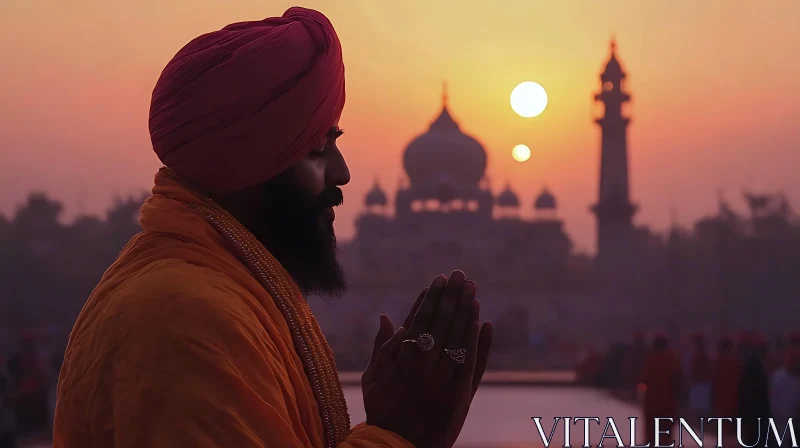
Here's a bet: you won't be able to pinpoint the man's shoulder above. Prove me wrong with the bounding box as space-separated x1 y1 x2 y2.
125 256 242 296
83 257 258 338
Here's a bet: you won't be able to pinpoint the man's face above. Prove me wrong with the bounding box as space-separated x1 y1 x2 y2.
230 123 350 298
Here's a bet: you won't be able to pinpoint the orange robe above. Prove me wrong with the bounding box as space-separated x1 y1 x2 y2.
54 169 412 448
639 350 682 446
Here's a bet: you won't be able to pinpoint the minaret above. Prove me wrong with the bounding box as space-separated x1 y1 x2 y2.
591 38 637 266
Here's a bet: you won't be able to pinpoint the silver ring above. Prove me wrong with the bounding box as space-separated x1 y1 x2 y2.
445 348 467 364
402 333 435 351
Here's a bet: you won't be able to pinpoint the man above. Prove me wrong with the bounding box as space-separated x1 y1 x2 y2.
8 332 48 436
0 351 16 448
639 334 682 447
770 346 800 444
766 335 786 375
737 336 771 445
576 344 602 386
628 332 647 397
54 8 494 447
712 336 740 419
686 333 713 420
789 331 800 352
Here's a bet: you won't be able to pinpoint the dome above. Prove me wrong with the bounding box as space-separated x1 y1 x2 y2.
365 179 388 206
534 188 557 210
403 89 488 188
496 184 519 207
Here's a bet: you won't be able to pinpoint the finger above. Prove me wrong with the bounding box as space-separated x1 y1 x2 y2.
453 319 480 390
472 299 480 322
375 326 407 384
398 275 447 360
406 275 447 337
363 315 395 386
389 326 406 360
471 321 494 398
402 288 428 330
427 270 467 364
441 281 476 376
374 315 395 359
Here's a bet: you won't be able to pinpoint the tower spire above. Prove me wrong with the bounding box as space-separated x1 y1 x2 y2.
591 38 636 266
610 34 617 53
442 81 448 108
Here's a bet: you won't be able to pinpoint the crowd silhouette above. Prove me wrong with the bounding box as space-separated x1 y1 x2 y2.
578 331 800 445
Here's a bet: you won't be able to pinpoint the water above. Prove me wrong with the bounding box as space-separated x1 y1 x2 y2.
344 386 713 448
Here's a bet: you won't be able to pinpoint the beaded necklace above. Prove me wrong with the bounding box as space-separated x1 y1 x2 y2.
162 168 351 447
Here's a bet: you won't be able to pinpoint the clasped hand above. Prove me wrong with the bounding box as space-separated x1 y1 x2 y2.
361 270 494 448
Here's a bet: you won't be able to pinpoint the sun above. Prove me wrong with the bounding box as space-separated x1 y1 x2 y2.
510 81 548 118
512 144 531 162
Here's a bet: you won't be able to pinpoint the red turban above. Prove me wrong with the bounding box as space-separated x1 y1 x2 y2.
149 7 345 195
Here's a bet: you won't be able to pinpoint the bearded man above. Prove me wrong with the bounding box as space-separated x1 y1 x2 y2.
53 7 493 448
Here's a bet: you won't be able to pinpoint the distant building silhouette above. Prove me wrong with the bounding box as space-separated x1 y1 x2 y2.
329 38 798 357
591 38 638 267
340 84 571 290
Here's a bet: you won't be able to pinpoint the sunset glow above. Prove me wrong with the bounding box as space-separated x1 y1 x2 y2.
1 0 800 253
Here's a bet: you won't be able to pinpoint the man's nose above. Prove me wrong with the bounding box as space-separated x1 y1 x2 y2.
327 148 351 186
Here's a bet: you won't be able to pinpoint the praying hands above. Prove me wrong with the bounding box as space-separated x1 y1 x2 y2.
361 271 494 448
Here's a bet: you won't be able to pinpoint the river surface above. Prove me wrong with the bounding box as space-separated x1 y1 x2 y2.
344 386 717 448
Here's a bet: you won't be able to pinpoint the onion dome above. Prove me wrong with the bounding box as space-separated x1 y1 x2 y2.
365 178 388 207
496 183 520 207
534 187 557 210
402 84 487 188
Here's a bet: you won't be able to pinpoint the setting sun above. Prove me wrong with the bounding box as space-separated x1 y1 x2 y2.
510 81 548 118
512 144 531 162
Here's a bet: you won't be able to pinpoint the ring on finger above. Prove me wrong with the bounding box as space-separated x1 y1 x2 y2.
401 333 435 351
445 348 467 364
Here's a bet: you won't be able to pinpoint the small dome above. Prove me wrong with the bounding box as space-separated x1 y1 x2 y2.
496 184 519 207
534 188 557 210
365 179 388 207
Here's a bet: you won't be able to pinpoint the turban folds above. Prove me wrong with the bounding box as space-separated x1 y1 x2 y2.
149 7 345 195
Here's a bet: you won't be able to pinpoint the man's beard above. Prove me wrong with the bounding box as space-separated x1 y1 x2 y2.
247 172 346 299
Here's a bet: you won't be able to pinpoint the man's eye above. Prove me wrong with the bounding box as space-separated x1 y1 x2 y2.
311 147 325 156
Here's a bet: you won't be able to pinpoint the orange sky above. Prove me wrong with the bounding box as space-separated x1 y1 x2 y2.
1 0 799 253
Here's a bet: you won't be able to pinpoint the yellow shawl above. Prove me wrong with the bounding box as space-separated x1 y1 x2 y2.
53 168 412 448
